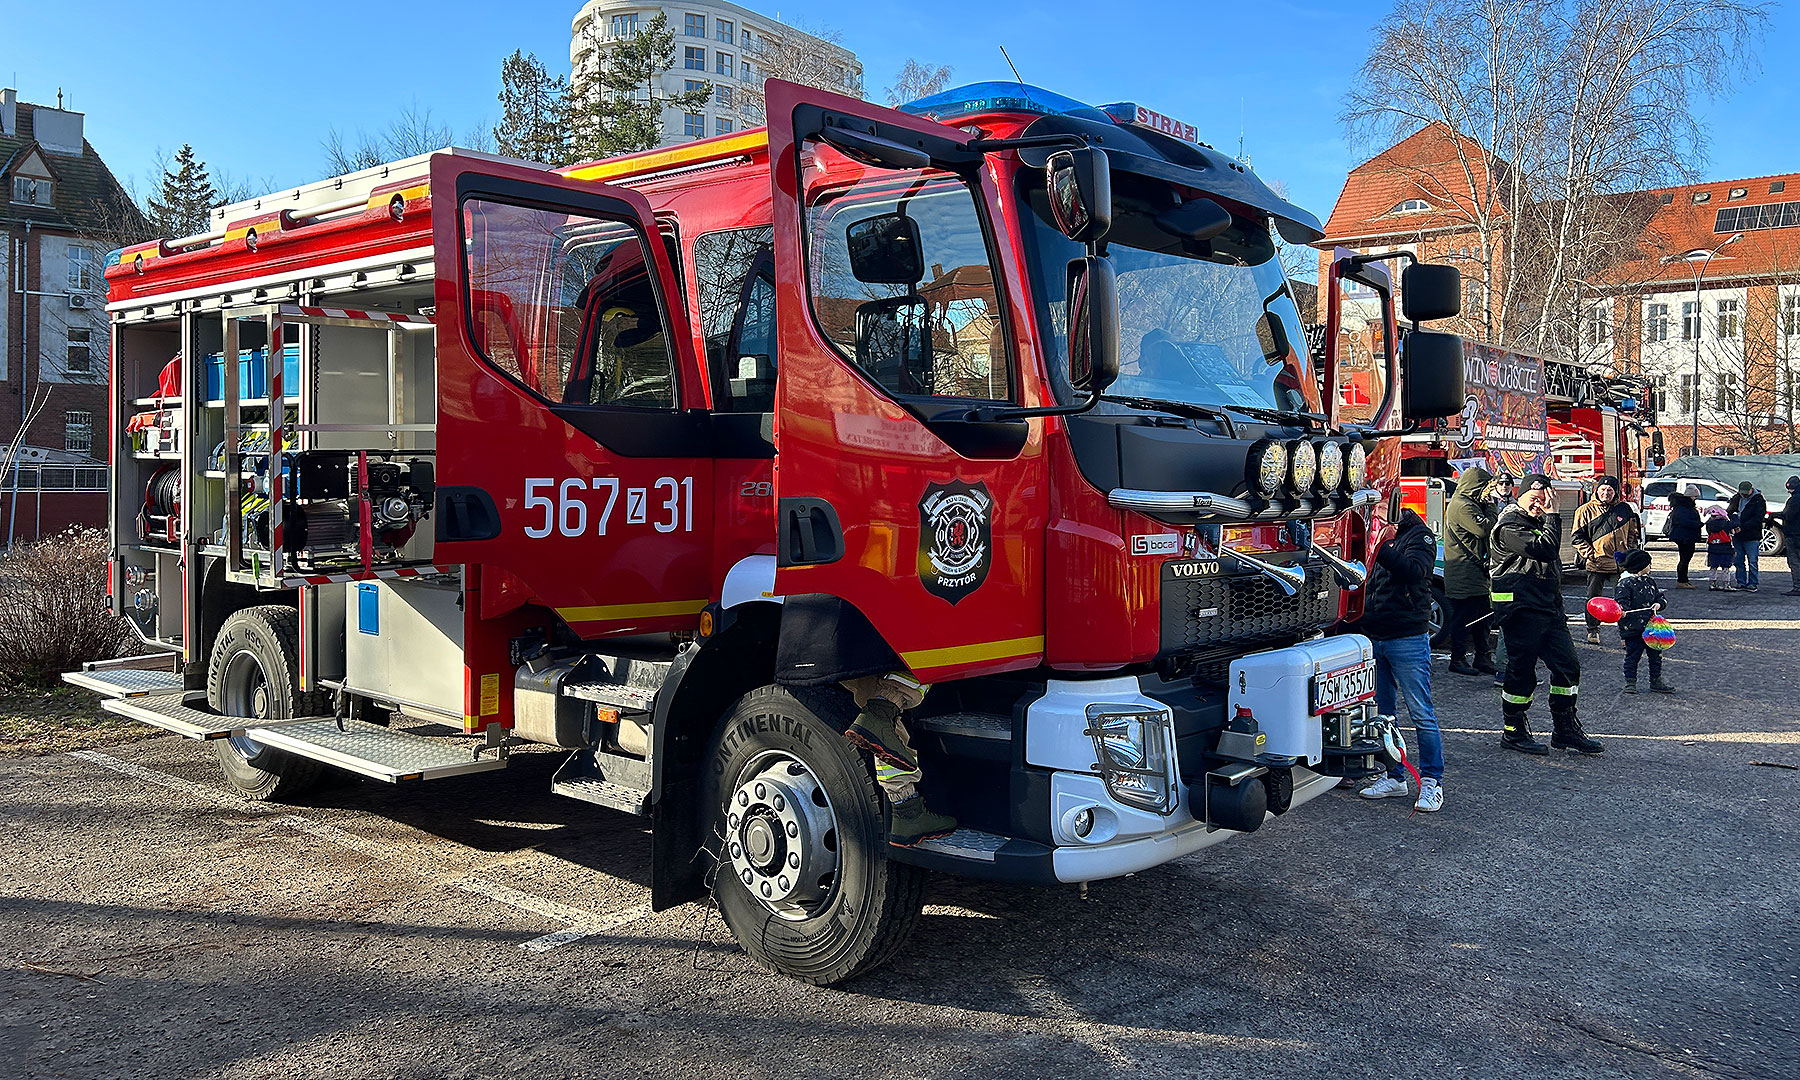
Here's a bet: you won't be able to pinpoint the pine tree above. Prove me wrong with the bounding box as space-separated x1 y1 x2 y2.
495 51 571 165
145 145 218 238
567 13 712 160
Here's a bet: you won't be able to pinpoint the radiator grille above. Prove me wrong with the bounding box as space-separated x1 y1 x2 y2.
1160 558 1338 654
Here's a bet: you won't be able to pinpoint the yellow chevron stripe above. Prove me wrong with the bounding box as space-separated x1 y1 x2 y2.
901 635 1045 671
557 599 708 623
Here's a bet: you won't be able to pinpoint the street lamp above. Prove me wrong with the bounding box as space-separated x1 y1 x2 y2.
1663 232 1743 456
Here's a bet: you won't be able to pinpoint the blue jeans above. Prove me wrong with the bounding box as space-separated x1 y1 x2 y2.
1735 537 1761 588
1371 633 1445 782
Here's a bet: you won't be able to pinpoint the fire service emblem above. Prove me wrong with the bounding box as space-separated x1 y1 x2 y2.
918 480 993 604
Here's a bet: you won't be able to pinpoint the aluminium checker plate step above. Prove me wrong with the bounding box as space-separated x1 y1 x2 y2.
549 775 650 815
63 667 183 699
100 692 332 741
244 718 507 783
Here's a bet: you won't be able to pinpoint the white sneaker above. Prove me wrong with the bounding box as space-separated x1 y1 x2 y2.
1415 778 1444 813
1359 775 1410 800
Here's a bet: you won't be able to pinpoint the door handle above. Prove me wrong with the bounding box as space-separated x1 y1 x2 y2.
778 498 844 567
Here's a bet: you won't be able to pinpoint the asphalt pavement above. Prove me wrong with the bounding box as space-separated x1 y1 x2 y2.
3 572 1796 1080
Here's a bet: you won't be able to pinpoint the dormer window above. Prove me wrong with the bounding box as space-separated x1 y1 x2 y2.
1693 192 1711 204
11 176 52 206
1392 198 1431 213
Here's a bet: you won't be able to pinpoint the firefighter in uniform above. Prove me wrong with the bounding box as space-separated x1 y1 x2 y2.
1490 474 1604 755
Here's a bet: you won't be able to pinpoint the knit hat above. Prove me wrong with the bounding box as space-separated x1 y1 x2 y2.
1519 473 1554 494
1788 475 1799 492
1596 475 1622 493
1618 548 1651 574
1739 481 1754 494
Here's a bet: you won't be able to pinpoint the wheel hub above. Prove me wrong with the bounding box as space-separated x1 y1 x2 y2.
725 755 839 918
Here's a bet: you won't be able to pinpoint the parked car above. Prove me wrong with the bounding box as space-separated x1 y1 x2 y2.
1650 454 1799 556
1642 478 1733 539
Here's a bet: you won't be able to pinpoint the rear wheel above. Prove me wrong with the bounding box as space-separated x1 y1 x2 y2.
1762 522 1785 557
207 606 327 801
1428 581 1448 647
704 685 925 985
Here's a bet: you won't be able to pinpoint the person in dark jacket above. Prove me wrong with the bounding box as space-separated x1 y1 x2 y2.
1666 486 1703 589
1727 481 1767 590
1354 508 1445 811
1783 476 1800 596
1613 548 1673 694
1443 465 1497 676
1490 474 1602 755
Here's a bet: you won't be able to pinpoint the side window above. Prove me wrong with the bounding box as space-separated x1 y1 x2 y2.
803 152 1013 402
693 226 776 412
461 198 677 410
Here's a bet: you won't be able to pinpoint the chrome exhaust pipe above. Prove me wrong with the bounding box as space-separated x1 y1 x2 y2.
1220 546 1309 597
1309 541 1368 589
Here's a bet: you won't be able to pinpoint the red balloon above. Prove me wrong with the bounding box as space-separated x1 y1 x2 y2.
1586 596 1623 624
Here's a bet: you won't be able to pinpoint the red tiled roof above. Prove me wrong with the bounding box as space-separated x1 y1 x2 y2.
1601 173 1800 290
1320 123 1510 243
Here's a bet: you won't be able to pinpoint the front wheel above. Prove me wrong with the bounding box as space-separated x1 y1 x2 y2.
1762 522 1786 557
1428 582 1448 647
703 685 925 985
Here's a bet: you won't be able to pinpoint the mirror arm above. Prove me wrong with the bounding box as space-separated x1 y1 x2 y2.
1349 419 1422 439
1348 249 1423 332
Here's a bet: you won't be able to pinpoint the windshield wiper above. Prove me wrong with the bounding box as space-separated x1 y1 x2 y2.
1219 403 1327 429
1101 395 1238 436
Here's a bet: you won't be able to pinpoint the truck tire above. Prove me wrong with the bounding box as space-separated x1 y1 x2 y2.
1762 522 1785 557
703 684 926 986
1428 581 1448 647
207 606 327 801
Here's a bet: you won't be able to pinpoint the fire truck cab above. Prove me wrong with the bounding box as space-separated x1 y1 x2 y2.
71 81 1467 983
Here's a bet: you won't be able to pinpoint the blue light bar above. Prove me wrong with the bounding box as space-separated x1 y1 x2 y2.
897 81 1097 123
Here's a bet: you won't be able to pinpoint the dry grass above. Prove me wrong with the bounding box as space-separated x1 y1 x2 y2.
0 684 142 756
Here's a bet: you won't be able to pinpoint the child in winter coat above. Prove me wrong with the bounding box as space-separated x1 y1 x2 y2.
1705 509 1736 590
1614 548 1673 694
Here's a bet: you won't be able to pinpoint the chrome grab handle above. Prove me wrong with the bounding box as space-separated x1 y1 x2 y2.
1219 545 1308 597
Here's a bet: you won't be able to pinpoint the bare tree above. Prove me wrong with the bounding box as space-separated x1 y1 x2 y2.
885 59 952 108
735 22 862 126
321 102 455 176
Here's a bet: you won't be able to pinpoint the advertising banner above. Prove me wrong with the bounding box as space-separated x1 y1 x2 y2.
1444 341 1550 479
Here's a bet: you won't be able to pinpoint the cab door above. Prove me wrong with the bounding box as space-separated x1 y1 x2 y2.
432 154 713 636
764 82 1047 682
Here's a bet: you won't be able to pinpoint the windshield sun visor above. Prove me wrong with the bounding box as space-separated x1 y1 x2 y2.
1016 114 1324 245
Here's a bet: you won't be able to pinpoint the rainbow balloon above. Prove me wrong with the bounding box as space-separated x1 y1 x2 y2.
1643 616 1676 651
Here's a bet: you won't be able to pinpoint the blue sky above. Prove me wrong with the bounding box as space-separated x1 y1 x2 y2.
8 0 1798 225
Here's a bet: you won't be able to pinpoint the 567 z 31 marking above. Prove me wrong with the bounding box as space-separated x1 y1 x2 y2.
523 476 694 538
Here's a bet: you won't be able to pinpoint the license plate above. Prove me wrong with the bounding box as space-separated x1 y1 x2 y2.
1312 661 1376 715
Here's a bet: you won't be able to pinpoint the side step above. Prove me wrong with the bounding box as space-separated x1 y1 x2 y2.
64 667 183 699
100 692 331 741
558 646 676 712
550 747 650 814
247 719 508 783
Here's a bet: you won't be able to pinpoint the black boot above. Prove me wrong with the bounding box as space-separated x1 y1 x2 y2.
1551 710 1605 755
1500 713 1549 755
1449 654 1480 676
1472 646 1497 675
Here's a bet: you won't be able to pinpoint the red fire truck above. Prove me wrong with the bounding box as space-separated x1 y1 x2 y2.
69 81 1464 983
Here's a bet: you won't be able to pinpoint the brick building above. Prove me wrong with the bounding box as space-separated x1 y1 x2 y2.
1317 123 1800 457
1 88 145 544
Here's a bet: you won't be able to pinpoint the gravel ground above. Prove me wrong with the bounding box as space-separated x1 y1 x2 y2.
2 574 1795 1080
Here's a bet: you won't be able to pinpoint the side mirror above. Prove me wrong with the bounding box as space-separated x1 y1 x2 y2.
1401 330 1465 418
1068 256 1120 397
846 212 924 285
1045 147 1112 245
1401 263 1462 323
854 295 933 395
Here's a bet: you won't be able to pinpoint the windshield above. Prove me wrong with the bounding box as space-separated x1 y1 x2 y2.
1018 172 1320 418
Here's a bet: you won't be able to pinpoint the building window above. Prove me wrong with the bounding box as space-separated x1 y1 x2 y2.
716 116 733 135
67 245 95 292
1646 303 1669 342
1463 277 1481 320
683 113 705 139
1715 372 1740 412
1588 304 1611 346
610 13 638 36
1680 373 1696 415
740 59 754 82
1681 300 1700 341
685 13 705 36
684 47 705 70
1391 198 1431 213
64 410 92 454
1717 297 1740 339
1651 374 1669 415
743 28 753 46
1774 181 1788 194
1660 192 1674 205
716 18 733 42
715 84 732 108
67 328 91 375
685 79 705 95
12 176 51 205
1785 293 1800 337
715 51 734 77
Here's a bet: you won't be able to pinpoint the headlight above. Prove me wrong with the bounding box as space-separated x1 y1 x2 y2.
1347 442 1368 490
1084 703 1177 813
1287 440 1318 494
1317 441 1345 492
1247 439 1287 498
